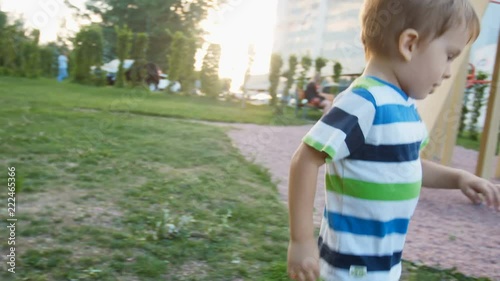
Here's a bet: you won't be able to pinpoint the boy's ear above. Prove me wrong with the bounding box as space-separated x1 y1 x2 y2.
398 29 419 62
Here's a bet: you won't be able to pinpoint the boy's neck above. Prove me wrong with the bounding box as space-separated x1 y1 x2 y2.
362 56 401 89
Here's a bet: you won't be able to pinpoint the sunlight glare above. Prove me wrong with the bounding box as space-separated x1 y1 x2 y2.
200 0 278 92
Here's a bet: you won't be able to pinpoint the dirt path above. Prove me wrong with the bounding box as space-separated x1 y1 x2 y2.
220 122 500 280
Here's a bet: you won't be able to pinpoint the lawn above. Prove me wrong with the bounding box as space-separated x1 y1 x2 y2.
0 77 494 280
0 76 321 125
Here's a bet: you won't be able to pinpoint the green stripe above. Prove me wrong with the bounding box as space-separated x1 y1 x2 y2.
303 135 336 159
420 137 429 150
326 175 421 201
351 76 384 90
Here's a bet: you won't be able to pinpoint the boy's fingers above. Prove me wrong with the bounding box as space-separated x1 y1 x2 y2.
296 271 306 281
305 270 317 281
463 187 481 204
302 257 319 281
477 183 494 207
491 184 500 211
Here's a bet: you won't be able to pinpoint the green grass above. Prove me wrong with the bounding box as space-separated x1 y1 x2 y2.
0 76 320 125
0 77 493 280
456 132 500 153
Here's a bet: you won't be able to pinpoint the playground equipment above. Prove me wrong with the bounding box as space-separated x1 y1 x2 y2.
419 0 500 180
466 63 492 88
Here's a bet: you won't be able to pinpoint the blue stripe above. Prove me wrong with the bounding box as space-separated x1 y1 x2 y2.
319 236 402 272
351 88 376 108
373 104 421 125
325 211 410 237
321 108 365 154
348 141 421 162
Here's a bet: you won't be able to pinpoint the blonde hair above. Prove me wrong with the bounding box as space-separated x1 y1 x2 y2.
360 0 480 59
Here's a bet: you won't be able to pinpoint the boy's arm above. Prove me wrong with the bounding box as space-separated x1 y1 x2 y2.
421 159 463 189
287 142 326 281
422 159 500 210
289 142 326 241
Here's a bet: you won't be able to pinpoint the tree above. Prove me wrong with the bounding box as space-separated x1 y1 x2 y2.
283 54 298 102
39 45 57 78
315 57 327 74
130 32 149 86
84 0 219 71
200 44 221 98
73 25 104 84
168 31 185 89
333 61 342 82
269 53 283 113
298 55 312 91
21 30 41 78
180 36 197 95
0 19 26 76
331 61 343 94
115 25 132 88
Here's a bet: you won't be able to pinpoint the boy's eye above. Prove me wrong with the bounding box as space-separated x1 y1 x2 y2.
447 55 455 61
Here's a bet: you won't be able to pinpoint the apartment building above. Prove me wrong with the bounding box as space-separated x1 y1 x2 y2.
273 0 365 75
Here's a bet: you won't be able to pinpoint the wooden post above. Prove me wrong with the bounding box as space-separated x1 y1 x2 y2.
476 30 500 179
441 56 471 165
496 151 500 178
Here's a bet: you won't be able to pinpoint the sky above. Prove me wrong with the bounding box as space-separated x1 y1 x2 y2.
0 0 87 42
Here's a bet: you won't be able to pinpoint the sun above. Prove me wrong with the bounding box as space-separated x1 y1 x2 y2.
199 0 278 92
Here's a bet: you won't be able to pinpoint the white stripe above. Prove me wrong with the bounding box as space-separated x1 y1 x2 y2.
326 159 423 184
366 122 427 145
369 85 411 106
319 222 407 256
320 259 402 281
333 92 376 137
306 121 350 159
325 190 420 221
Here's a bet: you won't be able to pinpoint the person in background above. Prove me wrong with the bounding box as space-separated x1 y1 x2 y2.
57 52 68 82
304 73 334 115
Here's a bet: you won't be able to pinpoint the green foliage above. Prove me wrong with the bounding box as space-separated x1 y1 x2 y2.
85 0 217 70
73 25 104 85
167 32 197 94
39 45 58 78
269 53 283 111
20 30 41 78
129 32 149 86
459 88 473 136
201 44 221 98
315 57 327 74
298 55 312 90
0 18 42 78
333 61 342 82
115 25 132 88
283 55 298 100
167 31 185 83
181 36 197 95
469 71 489 140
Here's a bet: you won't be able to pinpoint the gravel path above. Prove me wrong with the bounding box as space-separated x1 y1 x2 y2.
220 122 500 280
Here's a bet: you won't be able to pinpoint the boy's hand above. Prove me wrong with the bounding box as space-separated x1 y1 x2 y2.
458 172 500 211
287 238 320 281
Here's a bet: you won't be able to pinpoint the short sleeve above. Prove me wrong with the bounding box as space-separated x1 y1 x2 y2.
302 89 376 161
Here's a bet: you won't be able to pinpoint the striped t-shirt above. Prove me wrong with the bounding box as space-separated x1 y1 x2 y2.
303 76 428 281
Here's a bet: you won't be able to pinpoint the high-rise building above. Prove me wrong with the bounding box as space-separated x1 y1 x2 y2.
273 0 365 75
